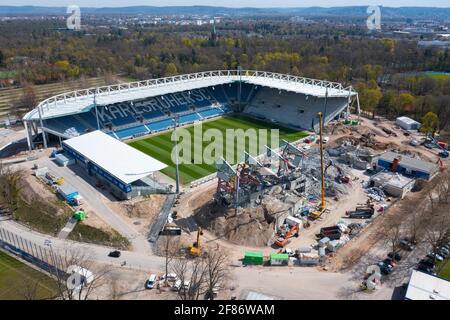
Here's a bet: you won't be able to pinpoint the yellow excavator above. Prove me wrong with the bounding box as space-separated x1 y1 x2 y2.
310 112 326 219
189 226 202 256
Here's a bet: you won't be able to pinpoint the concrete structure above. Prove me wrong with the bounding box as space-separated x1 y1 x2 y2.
376 152 439 181
370 171 415 199
396 116 421 131
62 130 169 199
405 270 450 300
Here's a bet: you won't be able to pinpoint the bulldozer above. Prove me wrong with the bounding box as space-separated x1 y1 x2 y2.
188 226 203 257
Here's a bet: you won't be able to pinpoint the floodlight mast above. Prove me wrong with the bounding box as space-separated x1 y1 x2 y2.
173 114 180 194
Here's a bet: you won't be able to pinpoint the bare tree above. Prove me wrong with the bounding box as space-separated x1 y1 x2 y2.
48 247 110 300
204 248 229 300
0 163 22 215
172 256 208 300
386 224 401 255
158 235 179 287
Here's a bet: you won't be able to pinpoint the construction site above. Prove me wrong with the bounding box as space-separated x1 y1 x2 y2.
158 112 450 297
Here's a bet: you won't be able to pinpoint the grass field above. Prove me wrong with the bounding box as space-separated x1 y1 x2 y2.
437 258 450 281
0 251 57 300
129 115 308 184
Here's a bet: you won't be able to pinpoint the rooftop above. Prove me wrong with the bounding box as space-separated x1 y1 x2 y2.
405 270 450 300
371 171 415 189
379 151 439 174
62 130 167 185
23 70 356 121
396 116 420 125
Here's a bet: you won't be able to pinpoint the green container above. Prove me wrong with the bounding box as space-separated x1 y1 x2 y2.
270 253 289 266
243 251 264 265
351 120 359 125
73 210 87 221
344 119 351 125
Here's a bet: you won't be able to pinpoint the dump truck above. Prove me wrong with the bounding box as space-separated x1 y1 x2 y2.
319 226 342 240
346 206 374 219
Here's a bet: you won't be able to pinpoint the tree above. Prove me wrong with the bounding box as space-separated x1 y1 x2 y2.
360 88 382 118
19 83 37 115
0 49 4 66
48 247 110 300
421 112 439 135
204 248 229 300
158 236 179 287
165 63 178 76
397 93 415 113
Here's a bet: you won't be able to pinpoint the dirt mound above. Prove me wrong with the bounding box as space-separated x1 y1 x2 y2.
194 201 276 247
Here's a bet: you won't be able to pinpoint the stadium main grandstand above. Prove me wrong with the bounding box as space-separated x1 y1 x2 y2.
22 70 358 198
22 70 359 149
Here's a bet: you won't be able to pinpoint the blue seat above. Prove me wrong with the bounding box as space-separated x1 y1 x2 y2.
114 125 149 140
178 113 200 125
148 118 174 132
198 108 224 119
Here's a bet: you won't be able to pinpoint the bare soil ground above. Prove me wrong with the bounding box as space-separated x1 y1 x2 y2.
106 194 166 235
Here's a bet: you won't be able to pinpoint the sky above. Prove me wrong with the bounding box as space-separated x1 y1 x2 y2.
1 1 449 8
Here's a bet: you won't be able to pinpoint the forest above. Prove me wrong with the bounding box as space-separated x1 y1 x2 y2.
0 18 449 131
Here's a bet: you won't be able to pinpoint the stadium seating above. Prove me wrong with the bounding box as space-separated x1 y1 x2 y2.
244 87 348 131
114 125 149 140
208 86 229 104
44 115 89 137
197 107 225 119
178 112 200 125
148 118 175 132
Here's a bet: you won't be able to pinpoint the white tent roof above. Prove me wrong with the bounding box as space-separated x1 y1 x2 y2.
63 130 167 185
405 270 450 300
23 70 356 121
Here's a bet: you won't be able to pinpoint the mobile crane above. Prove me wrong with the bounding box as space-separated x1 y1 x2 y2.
310 112 327 219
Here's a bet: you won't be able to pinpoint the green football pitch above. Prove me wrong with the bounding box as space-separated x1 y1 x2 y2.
0 250 57 300
129 115 308 184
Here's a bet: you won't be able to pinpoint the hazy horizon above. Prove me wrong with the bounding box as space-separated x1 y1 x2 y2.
1 1 449 8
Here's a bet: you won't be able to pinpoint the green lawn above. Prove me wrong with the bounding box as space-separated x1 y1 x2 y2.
129 115 308 184
0 251 57 300
437 258 450 281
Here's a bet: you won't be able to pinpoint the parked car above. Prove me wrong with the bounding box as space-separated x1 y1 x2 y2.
160 273 178 282
427 253 444 262
388 252 402 261
419 259 435 269
108 250 121 258
145 274 157 289
384 258 397 268
377 261 393 275
399 239 415 251
417 263 436 275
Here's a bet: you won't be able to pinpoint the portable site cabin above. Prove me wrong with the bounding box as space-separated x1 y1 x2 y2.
376 152 439 181
55 153 75 167
396 116 421 131
57 184 78 201
270 253 289 266
243 251 264 265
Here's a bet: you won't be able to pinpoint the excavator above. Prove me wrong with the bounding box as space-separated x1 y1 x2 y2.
188 226 202 257
275 223 299 247
310 112 327 220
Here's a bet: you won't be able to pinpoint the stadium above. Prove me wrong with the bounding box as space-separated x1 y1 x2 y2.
22 70 359 199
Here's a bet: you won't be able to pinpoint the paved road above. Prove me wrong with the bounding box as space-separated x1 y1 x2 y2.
37 158 151 254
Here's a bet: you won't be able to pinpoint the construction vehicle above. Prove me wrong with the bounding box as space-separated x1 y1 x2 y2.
319 226 342 240
188 226 202 256
275 224 299 247
346 205 375 219
310 112 326 220
425 133 449 158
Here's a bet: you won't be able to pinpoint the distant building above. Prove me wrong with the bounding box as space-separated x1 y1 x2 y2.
396 116 421 131
405 270 450 300
418 40 450 49
376 151 439 181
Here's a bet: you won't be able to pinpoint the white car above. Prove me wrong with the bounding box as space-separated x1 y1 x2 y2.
160 273 178 282
302 144 311 150
145 274 157 289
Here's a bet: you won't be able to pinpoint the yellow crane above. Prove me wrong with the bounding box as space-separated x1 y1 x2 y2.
189 226 202 256
310 112 326 219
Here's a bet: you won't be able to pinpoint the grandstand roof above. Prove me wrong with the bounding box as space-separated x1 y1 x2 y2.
23 70 357 121
62 130 167 185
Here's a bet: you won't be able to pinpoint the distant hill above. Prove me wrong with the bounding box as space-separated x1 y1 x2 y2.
0 5 449 19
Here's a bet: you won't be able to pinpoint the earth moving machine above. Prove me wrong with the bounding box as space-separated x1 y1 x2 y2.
189 226 202 256
311 112 327 219
425 133 449 158
275 224 299 247
319 226 342 240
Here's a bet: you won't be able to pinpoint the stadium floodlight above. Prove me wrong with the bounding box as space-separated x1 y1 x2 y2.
172 114 180 194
